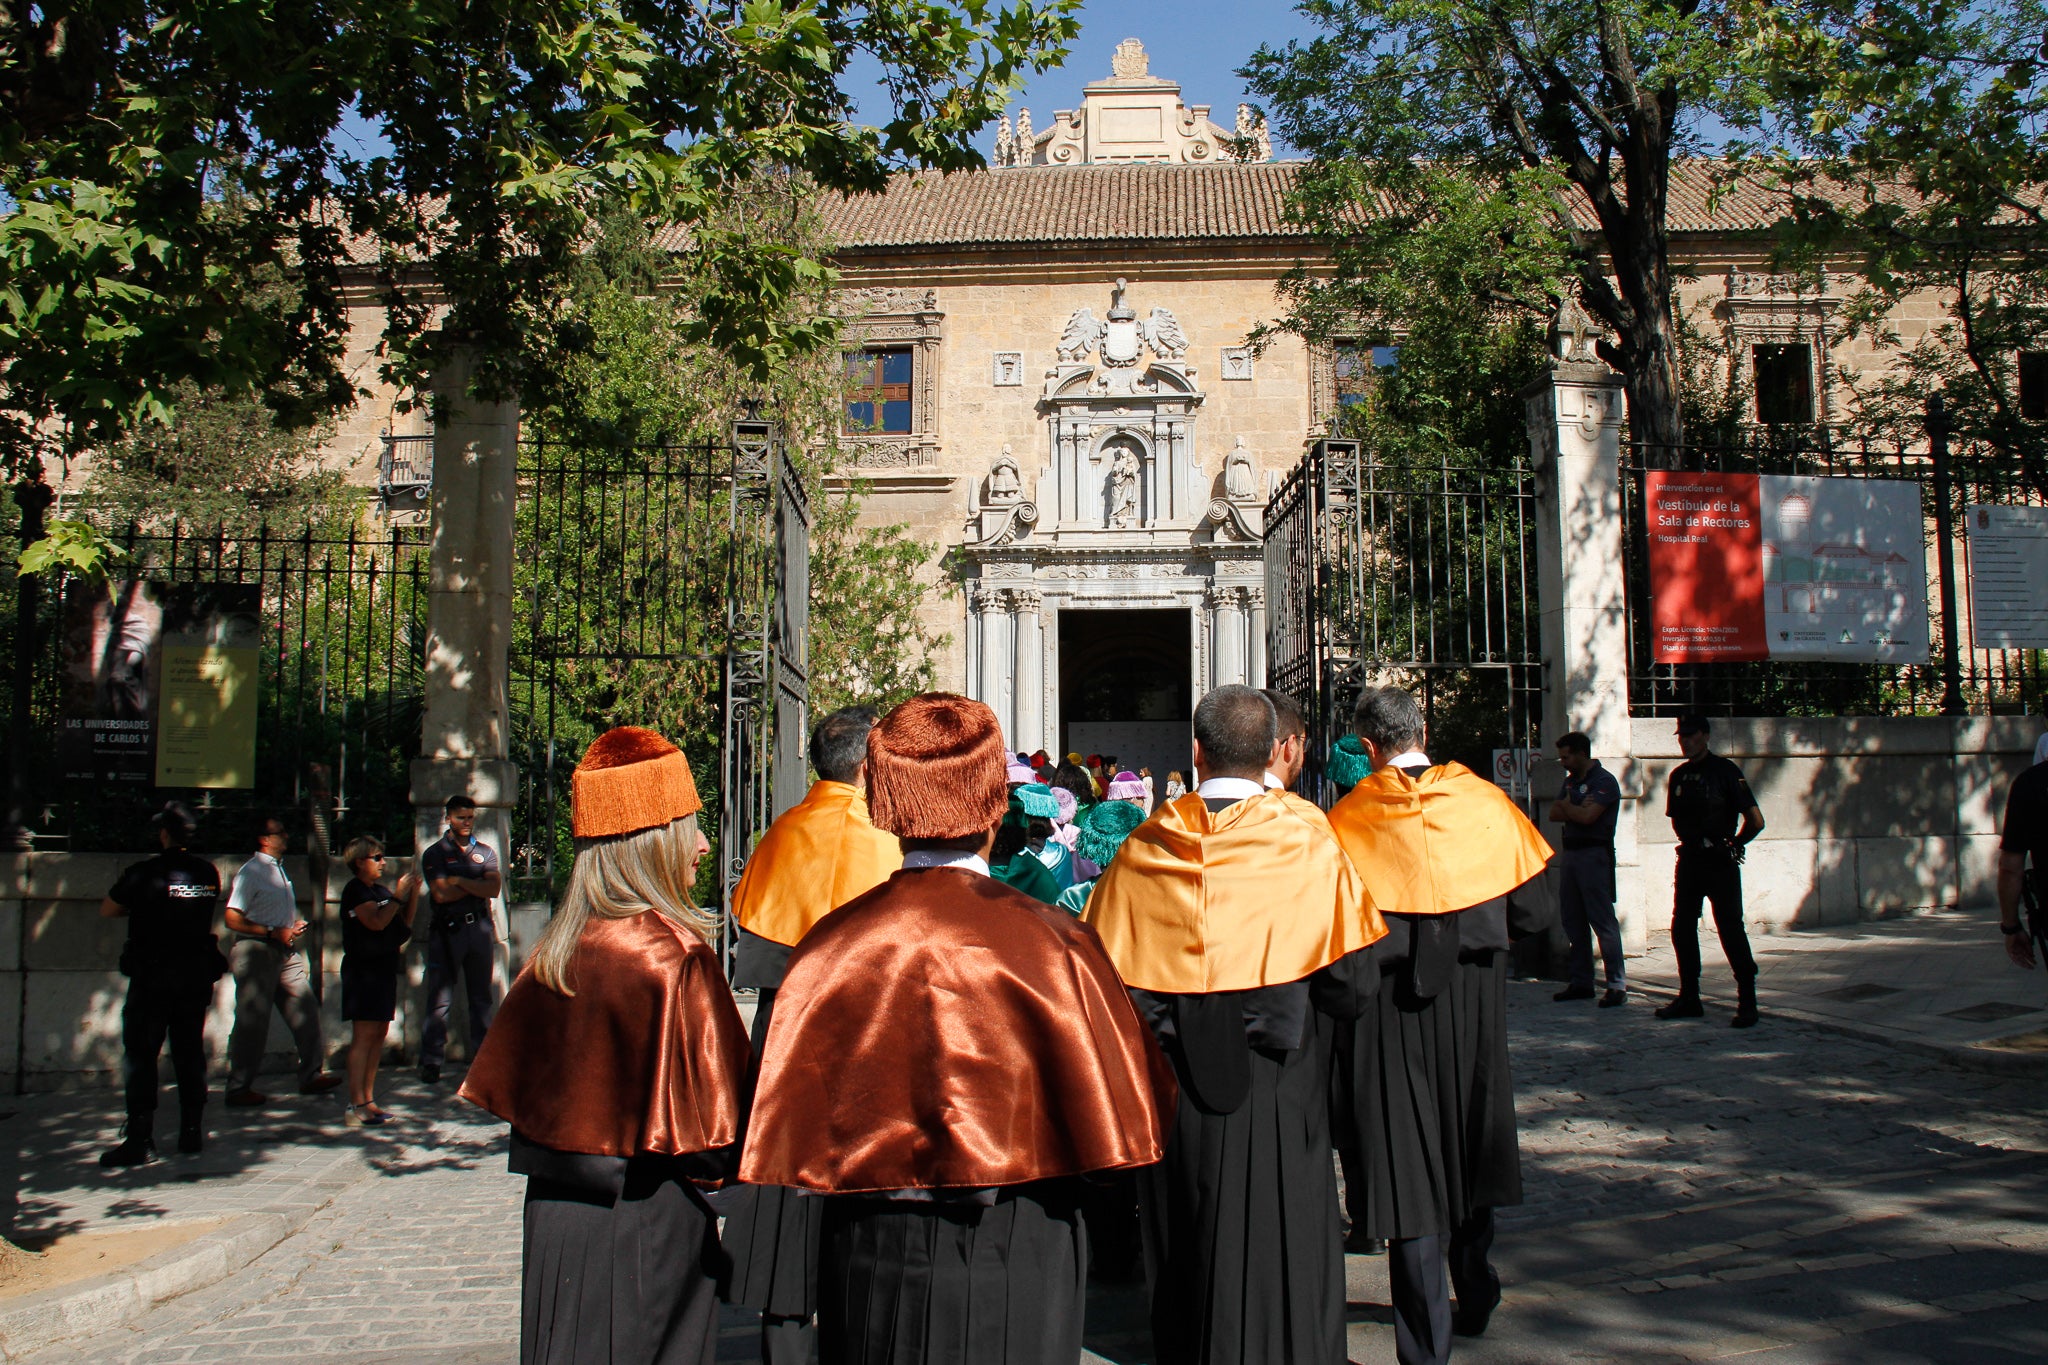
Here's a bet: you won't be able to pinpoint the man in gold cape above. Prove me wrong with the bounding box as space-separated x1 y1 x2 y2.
741 693 1174 1365
722 705 901 1365
1327 686 1555 1365
1084 684 1386 1365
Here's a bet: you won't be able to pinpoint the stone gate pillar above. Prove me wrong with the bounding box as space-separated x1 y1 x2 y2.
1208 585 1246 687
974 586 1014 743
410 350 519 1045
1523 322 1637 949
1246 586 1267 688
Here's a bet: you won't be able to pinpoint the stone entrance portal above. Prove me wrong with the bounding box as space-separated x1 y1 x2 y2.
1059 609 1191 783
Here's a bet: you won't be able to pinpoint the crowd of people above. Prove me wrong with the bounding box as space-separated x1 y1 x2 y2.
92 681 2048 1365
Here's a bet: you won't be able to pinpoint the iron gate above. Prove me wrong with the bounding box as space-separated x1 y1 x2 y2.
1265 438 1542 805
509 419 808 956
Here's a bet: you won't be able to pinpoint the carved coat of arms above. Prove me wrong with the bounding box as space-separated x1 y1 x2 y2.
1058 278 1190 368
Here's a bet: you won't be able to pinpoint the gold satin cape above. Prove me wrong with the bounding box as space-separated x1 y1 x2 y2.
459 911 750 1159
731 780 901 947
739 868 1175 1193
1327 762 1555 915
1082 790 1387 994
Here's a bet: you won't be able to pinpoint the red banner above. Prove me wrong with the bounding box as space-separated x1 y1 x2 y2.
1644 471 1767 661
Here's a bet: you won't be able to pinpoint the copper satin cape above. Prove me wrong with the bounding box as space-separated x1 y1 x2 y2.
730 780 901 947
1328 762 1554 915
1081 789 1387 994
459 911 750 1158
739 868 1175 1193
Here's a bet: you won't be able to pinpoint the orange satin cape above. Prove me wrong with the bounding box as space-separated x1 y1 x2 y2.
739 868 1176 1193
731 780 901 947
1081 790 1387 994
459 910 750 1159
1328 762 1555 916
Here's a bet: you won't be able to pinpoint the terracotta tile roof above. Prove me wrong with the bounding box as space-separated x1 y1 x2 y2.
816 160 1816 251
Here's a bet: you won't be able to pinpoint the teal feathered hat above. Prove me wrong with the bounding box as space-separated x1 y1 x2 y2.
1076 798 1147 866
1327 734 1373 790
1016 783 1060 819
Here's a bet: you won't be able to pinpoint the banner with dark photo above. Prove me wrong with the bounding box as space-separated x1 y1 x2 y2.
155 584 262 789
58 581 164 784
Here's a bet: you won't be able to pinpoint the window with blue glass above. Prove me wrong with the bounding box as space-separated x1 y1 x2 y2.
844 348 914 434
1333 341 1398 408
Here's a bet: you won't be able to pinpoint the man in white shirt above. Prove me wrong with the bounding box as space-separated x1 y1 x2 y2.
223 815 340 1106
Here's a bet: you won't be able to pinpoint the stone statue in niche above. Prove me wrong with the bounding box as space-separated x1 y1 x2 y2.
1107 447 1140 528
1223 437 1257 501
987 445 1021 503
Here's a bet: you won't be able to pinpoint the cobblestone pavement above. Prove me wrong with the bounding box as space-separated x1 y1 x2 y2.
22 979 2048 1364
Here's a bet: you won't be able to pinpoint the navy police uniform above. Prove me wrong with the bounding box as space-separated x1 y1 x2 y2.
1666 753 1759 992
1557 762 1625 993
419 833 499 1068
109 850 227 1131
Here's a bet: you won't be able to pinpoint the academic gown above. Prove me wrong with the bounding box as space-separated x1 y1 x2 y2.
721 781 902 1327
1083 790 1387 1365
1326 763 1554 1241
459 911 752 1365
742 866 1174 1365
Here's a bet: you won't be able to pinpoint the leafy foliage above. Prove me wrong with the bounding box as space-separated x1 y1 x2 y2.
1736 0 2048 497
1246 0 1769 448
0 0 1080 477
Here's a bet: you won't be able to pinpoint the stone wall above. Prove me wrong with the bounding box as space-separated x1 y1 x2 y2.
0 853 540 1094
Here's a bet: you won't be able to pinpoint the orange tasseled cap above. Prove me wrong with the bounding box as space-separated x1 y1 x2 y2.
570 727 702 839
865 693 1007 840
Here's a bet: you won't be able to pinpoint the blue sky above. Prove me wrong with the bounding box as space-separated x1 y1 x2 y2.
330 2 1323 165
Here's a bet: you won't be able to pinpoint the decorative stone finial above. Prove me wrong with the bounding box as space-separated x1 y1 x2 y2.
1112 37 1149 79
994 113 1013 167
1015 107 1033 157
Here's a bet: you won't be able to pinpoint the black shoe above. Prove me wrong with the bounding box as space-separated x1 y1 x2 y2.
420 1063 441 1084
1730 1006 1760 1029
99 1124 156 1169
1453 1280 1502 1337
1343 1228 1387 1254
1599 988 1627 1008
177 1111 204 1155
1654 997 1705 1020
1553 984 1596 1002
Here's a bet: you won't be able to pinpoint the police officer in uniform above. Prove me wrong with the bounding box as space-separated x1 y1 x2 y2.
419 793 501 1083
1658 715 1766 1028
1996 734 2048 969
1550 731 1627 1007
100 802 230 1167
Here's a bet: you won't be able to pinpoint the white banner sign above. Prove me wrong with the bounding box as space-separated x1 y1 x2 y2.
1966 504 2048 648
1759 475 1929 661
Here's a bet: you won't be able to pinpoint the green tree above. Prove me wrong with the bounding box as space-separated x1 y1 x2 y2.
81 383 349 533
0 0 1080 485
1738 0 2048 496
1246 0 1766 451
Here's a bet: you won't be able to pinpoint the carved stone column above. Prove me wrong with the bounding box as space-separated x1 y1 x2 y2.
974 586 1014 740
1245 585 1267 688
1208 585 1246 688
1012 589 1044 755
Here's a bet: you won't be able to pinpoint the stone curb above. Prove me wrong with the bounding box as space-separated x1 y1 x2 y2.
1623 980 2048 1078
0 1149 367 1361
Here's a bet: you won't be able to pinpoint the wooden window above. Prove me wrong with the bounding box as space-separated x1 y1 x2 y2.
844 348 913 434
2019 351 2048 420
1753 343 1814 424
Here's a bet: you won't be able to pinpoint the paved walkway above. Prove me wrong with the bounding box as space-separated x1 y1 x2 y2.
7 908 2046 1364
1623 906 2048 1068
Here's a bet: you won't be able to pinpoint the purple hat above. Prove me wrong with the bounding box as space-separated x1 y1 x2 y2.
1005 759 1035 784
1051 785 1078 825
1105 769 1146 801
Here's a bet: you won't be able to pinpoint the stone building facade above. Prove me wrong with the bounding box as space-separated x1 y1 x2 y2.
308 38 1977 776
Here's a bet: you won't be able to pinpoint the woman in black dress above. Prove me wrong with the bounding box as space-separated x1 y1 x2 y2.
338 835 420 1127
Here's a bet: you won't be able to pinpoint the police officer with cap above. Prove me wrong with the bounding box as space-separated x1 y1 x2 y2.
100 801 230 1167
1658 715 1766 1028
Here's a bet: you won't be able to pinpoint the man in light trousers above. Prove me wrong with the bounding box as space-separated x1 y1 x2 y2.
224 815 340 1105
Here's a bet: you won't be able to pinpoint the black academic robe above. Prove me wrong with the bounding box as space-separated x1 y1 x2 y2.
1334 884 1550 1241
1134 796 1378 1365
720 930 823 1323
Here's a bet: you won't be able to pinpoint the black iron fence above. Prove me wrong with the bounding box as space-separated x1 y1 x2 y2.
1620 420 2047 717
1266 439 1542 804
508 422 809 950
0 507 430 854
